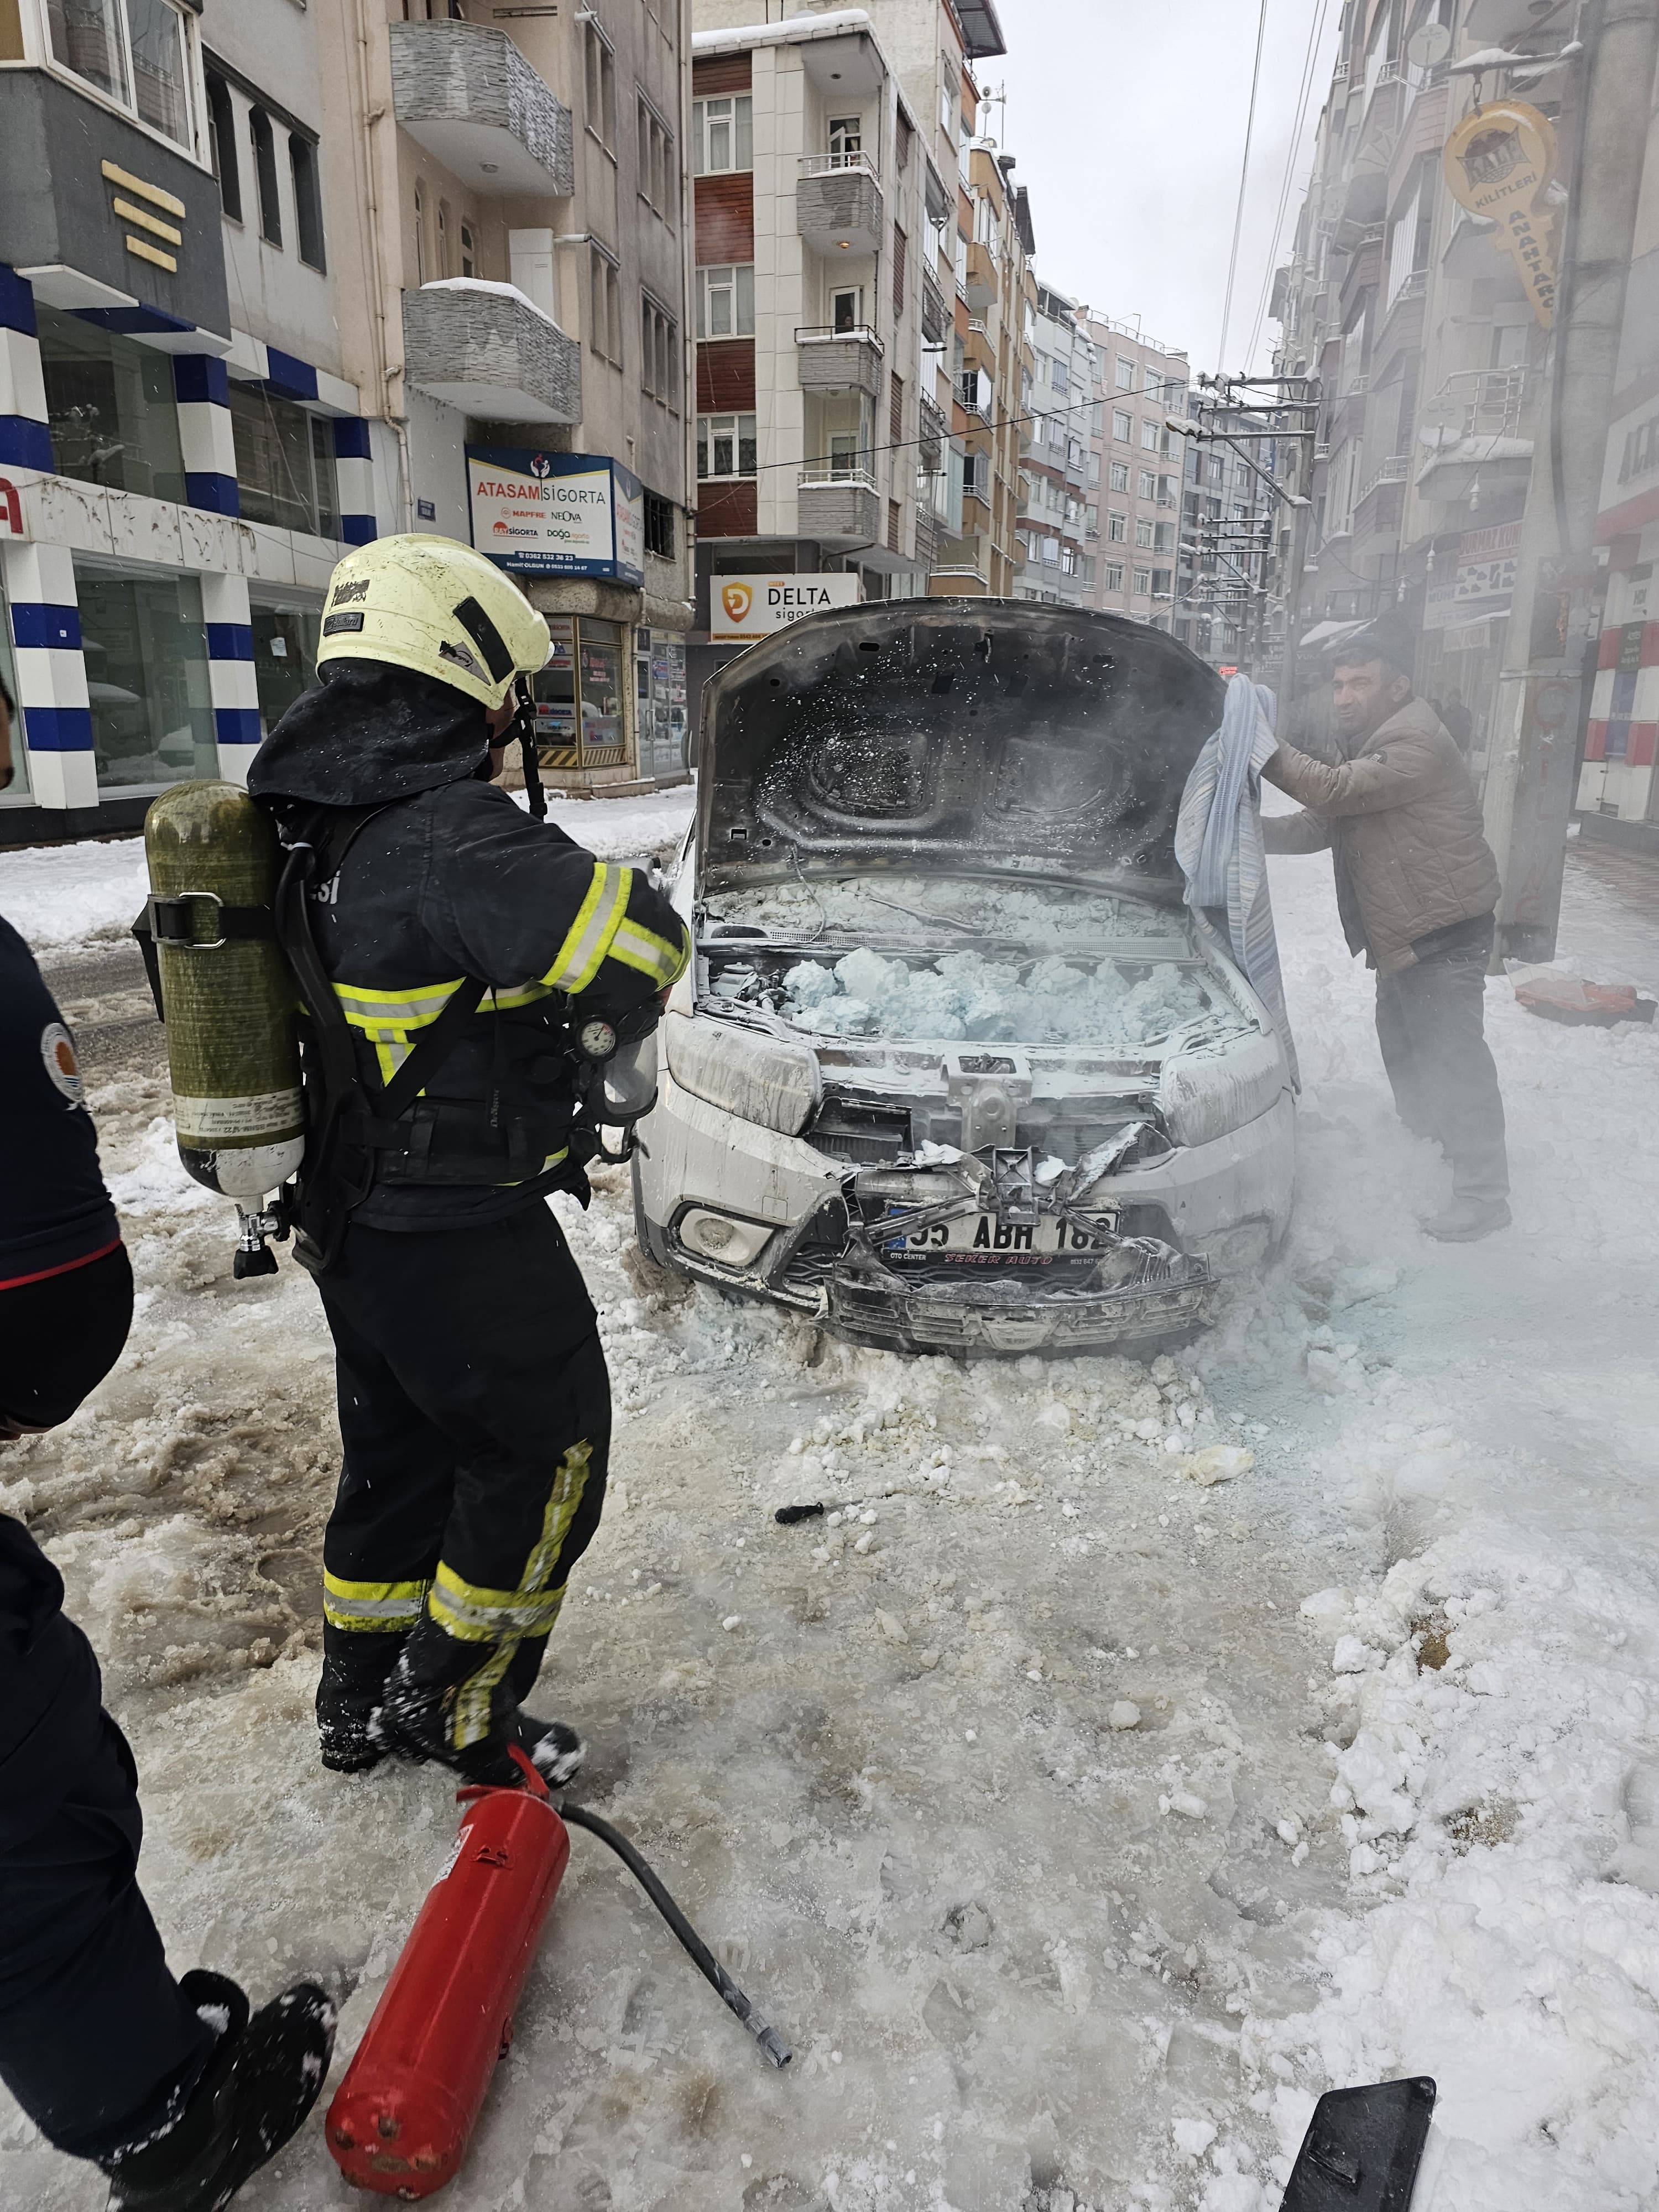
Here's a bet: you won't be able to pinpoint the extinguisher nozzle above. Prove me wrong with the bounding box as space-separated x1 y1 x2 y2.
749 2021 794 2069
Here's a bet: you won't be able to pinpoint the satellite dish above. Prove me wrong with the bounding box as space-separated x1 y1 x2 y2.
1407 22 1453 67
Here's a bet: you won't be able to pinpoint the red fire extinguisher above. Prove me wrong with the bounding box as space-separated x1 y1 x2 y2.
325 1749 569 2197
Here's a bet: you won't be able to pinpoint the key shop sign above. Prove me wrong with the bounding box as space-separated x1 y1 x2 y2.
466 447 645 585
1443 100 1558 328
710 573 860 643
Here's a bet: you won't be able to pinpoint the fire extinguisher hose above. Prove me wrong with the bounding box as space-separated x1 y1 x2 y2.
559 1802 794 2069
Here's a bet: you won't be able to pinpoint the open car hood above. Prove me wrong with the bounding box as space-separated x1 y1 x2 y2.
697 599 1226 905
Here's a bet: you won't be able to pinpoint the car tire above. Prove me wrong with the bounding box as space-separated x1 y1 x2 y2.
630 1152 675 1270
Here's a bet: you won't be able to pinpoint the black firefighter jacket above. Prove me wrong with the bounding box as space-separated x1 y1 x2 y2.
249 661 690 1229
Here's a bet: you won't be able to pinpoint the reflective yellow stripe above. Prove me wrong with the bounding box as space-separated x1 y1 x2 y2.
334 978 466 1025
323 1572 430 1632
541 864 629 994
607 917 691 988
436 1439 595 1747
492 980 556 1011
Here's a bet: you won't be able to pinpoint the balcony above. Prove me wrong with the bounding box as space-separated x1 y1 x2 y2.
964 319 995 379
964 238 997 315
917 394 947 472
797 153 883 259
403 280 580 422
921 269 948 345
957 365 992 420
390 20 573 195
797 471 881 549
796 325 884 399
914 507 938 570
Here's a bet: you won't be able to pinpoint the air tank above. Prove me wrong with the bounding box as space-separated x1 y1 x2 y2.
144 781 304 1202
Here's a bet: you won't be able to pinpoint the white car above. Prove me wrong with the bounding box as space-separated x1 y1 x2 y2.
634 602 1295 1356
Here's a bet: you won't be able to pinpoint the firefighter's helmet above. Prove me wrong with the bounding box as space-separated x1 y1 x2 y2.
316 535 549 709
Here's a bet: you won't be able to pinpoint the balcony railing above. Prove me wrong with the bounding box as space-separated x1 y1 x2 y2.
921 270 948 345
800 150 879 179
797 155 883 258
1360 454 1410 504
796 324 884 399
799 468 879 492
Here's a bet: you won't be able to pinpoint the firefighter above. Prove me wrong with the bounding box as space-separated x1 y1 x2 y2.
1 913 334 2209
247 537 688 1791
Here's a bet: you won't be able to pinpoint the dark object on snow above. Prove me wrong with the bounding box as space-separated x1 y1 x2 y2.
775 1502 826 1525
1280 2076 1436 2211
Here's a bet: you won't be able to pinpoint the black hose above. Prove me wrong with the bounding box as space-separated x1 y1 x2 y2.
559 1803 793 2069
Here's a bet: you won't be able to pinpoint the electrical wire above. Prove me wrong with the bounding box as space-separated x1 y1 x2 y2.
1217 0 1272 372
1244 0 1332 372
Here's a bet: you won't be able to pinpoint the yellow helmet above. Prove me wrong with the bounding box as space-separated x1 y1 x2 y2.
317 534 549 709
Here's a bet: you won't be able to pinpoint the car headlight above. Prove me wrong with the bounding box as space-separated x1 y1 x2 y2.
1157 1029 1287 1149
663 1011 822 1137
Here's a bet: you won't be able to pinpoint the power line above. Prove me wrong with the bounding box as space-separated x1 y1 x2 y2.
1216 0 1271 372
1244 0 1331 371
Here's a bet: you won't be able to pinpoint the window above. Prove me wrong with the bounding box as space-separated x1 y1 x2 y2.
585 21 617 149
76 562 213 790
460 222 476 278
205 70 241 221
1155 521 1176 553
1107 510 1126 542
414 184 426 285
589 247 622 363
1139 469 1155 500
962 450 987 499
641 295 677 405
531 617 625 768
696 264 754 340
48 0 195 150
697 413 757 478
1082 556 1095 586
638 97 675 215
1115 356 1135 392
228 384 338 537
1051 357 1069 396
1133 567 1151 596
1113 409 1131 442
437 200 450 277
38 309 184 503
831 287 863 335
692 95 752 175
249 108 281 247
1105 562 1124 591
644 492 675 559
1135 517 1152 547
1141 418 1159 450
290 137 325 271
893 223 907 313
1109 460 1129 493
889 371 904 446
1060 545 1076 576
828 114 863 160
1151 568 1172 596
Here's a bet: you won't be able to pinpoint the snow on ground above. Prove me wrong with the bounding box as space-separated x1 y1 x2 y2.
3 805 1659 2212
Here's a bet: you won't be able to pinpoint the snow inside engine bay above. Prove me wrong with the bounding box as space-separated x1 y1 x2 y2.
702 875 1249 1050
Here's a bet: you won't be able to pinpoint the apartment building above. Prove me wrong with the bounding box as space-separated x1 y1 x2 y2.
1015 284 1094 607
1177 410 1283 671
1270 0 1658 797
681 8 928 709
322 0 696 791
940 129 1033 597
0 0 695 846
1078 317 1189 634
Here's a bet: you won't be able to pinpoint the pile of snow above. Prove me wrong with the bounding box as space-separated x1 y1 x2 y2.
0 833 149 949
779 946 1232 1047
510 782 694 860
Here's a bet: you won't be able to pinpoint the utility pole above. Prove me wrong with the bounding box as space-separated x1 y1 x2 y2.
1481 0 1659 962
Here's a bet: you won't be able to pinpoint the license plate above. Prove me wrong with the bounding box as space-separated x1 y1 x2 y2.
881 1207 1118 1266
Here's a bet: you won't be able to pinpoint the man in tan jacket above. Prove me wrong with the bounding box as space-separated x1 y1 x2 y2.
1261 623 1510 1241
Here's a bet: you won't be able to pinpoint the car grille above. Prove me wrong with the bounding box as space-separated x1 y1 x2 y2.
810 1102 912 1164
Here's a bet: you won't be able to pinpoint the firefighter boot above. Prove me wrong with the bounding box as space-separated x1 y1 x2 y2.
316 1625 406 1774
101 1971 335 2212
377 1615 583 1789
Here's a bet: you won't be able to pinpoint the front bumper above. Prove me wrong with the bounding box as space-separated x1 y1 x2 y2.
823 1255 1215 1354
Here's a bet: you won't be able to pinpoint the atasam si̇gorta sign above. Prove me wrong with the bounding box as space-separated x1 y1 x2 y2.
467 447 645 585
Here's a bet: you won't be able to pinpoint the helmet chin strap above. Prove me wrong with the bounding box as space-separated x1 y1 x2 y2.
512 677 547 821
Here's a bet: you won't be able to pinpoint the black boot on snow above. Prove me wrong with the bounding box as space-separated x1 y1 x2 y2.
377 1620 585 1788
316 1628 406 1773
102 1970 335 2211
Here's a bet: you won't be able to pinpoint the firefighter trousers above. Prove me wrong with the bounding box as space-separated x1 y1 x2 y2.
315 1207 610 1740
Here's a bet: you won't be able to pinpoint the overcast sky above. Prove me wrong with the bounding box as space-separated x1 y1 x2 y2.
987 0 1341 373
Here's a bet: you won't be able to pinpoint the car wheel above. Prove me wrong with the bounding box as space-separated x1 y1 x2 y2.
630 1152 675 1270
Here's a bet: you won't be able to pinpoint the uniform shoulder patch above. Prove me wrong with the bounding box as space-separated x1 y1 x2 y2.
41 1021 85 1105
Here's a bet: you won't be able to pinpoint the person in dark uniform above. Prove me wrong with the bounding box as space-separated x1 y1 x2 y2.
247 535 689 1792
0 916 334 2210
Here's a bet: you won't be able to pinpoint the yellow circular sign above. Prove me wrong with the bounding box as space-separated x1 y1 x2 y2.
1443 99 1556 220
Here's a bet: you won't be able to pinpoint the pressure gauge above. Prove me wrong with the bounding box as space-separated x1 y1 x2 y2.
577 1018 618 1061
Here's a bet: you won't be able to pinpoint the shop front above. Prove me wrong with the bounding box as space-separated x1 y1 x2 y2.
467 443 688 792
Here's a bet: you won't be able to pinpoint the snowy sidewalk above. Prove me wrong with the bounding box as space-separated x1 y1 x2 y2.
1 797 1657 2212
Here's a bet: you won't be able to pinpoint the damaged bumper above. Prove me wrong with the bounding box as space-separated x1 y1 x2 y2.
821 1253 1215 1355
